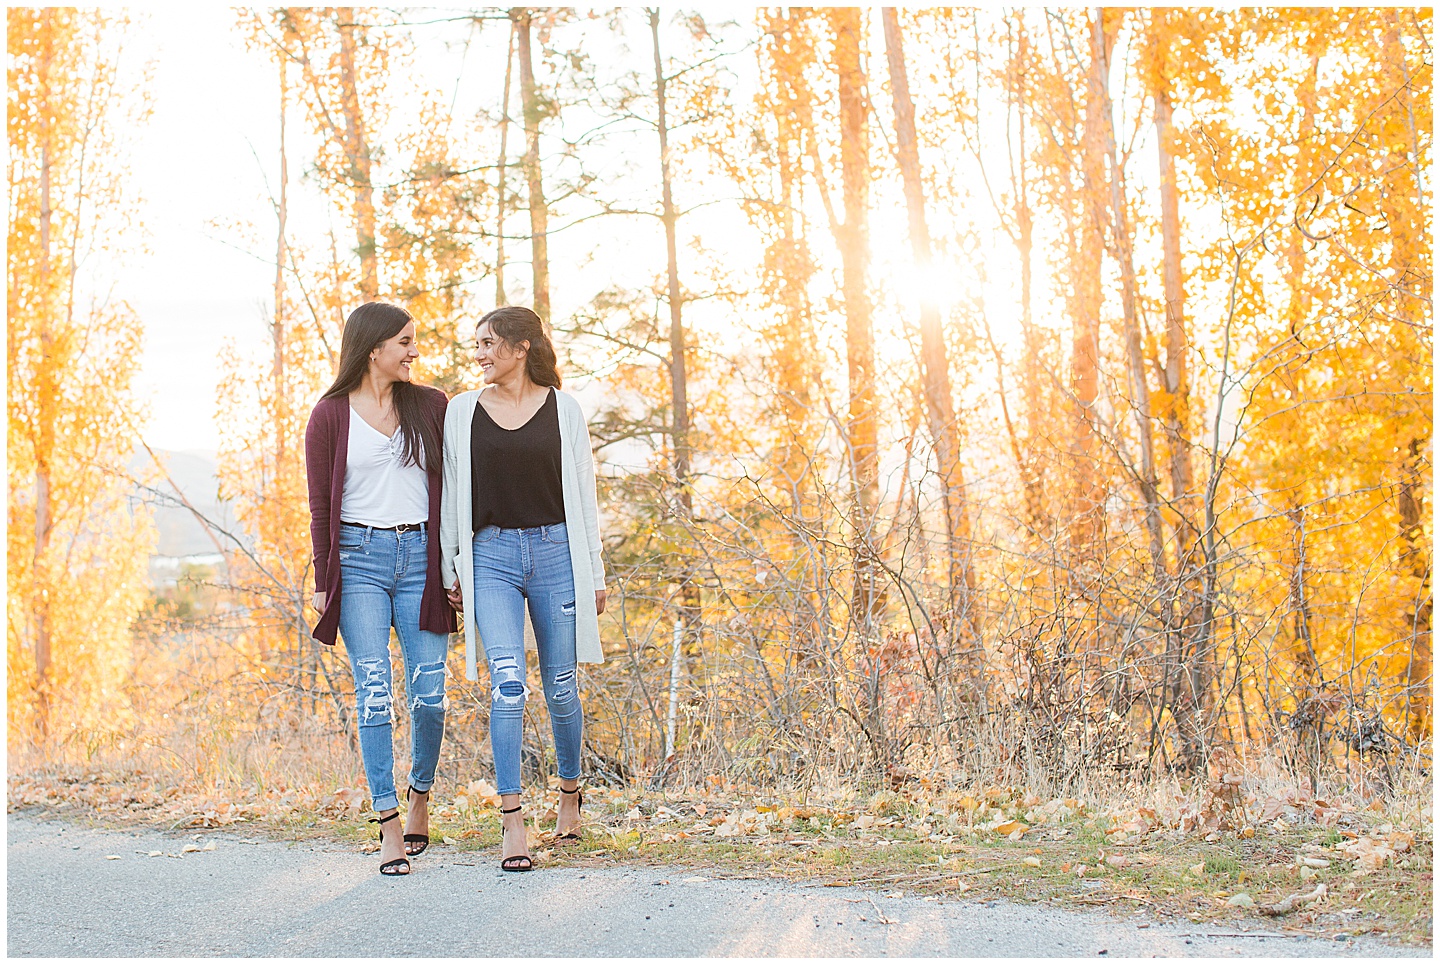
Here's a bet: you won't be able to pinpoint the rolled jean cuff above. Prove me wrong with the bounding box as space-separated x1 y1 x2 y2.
496 784 522 797
372 793 400 813
408 778 435 795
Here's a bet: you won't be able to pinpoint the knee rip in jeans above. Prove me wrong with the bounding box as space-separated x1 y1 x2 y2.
490 653 530 707
550 666 577 704
410 660 446 712
356 657 393 726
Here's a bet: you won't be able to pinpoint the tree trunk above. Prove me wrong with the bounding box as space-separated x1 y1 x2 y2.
1398 438 1433 740
1153 83 1196 549
649 7 701 665
274 53 289 465
650 8 690 510
881 8 979 642
34 31 55 731
274 51 292 673
494 18 516 306
334 9 376 300
515 8 550 326
829 8 883 629
1093 10 1165 575
1070 12 1109 560
1148 18 1210 769
1380 12 1431 741
762 11 819 523
1011 13 1046 529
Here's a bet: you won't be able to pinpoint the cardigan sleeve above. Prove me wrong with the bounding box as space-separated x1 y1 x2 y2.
569 401 607 590
305 405 333 592
439 395 463 590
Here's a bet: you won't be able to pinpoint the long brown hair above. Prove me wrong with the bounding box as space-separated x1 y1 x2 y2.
320 302 441 475
478 305 562 389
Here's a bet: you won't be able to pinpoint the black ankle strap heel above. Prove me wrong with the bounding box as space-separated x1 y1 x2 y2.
370 811 410 876
499 805 533 872
404 786 430 856
556 786 584 842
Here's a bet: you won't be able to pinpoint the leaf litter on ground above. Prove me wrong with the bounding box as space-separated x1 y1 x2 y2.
7 764 1431 945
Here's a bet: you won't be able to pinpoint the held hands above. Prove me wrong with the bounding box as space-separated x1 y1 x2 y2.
596 589 606 615
313 592 325 612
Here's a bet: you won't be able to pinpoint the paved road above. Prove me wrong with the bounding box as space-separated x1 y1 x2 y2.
6 813 1423 958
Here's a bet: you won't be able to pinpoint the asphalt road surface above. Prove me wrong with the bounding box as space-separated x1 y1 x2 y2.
7 813 1425 958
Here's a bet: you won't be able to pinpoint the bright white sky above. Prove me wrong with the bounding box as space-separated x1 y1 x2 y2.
122 5 283 452
116 6 1093 459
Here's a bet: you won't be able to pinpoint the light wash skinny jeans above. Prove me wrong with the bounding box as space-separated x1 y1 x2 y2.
336 523 448 813
470 522 582 796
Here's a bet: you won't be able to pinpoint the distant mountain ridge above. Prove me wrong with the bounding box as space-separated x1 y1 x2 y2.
129 448 241 558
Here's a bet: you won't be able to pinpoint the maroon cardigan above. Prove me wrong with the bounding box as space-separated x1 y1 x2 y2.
304 386 457 646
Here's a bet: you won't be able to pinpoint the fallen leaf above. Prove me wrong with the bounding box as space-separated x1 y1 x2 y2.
693 803 708 818
1189 862 1205 876
104 855 120 860
148 850 162 857
202 842 215 851
1387 830 1415 853
1023 856 1042 868
1227 893 1255 908
466 780 501 807
993 819 1028 836
182 844 200 853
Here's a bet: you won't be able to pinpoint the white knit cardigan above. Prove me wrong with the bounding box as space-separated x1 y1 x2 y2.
440 387 608 679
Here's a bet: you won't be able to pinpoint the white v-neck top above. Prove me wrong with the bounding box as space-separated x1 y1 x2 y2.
341 407 429 527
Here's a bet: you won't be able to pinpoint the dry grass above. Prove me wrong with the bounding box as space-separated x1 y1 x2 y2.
9 744 1431 946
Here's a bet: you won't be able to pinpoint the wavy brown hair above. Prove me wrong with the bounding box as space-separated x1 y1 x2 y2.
478 305 562 389
320 301 441 475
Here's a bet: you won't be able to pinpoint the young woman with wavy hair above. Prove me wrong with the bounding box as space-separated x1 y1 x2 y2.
440 305 607 872
305 301 456 876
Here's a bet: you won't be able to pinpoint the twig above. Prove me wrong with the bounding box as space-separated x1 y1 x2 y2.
1259 882 1327 916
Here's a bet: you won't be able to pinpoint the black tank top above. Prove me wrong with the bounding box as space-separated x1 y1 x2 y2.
471 389 566 531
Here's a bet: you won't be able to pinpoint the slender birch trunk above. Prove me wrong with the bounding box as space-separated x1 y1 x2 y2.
650 7 701 685
33 33 55 730
273 53 289 465
881 8 979 642
1070 13 1108 560
515 8 550 326
829 8 882 630
334 9 376 300
1093 10 1165 575
494 18 516 306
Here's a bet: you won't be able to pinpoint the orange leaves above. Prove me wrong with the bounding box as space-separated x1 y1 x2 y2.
8 8 154 745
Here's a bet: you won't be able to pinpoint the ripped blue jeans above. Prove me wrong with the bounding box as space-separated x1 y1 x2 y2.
336 523 448 813
471 522 582 796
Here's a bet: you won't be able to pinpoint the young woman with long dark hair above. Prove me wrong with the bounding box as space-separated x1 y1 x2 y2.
440 305 607 872
305 301 456 876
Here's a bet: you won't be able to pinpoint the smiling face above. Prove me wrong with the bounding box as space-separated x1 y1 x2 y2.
370 320 418 383
474 320 529 385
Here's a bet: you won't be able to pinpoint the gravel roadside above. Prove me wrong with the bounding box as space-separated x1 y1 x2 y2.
7 812 1425 958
